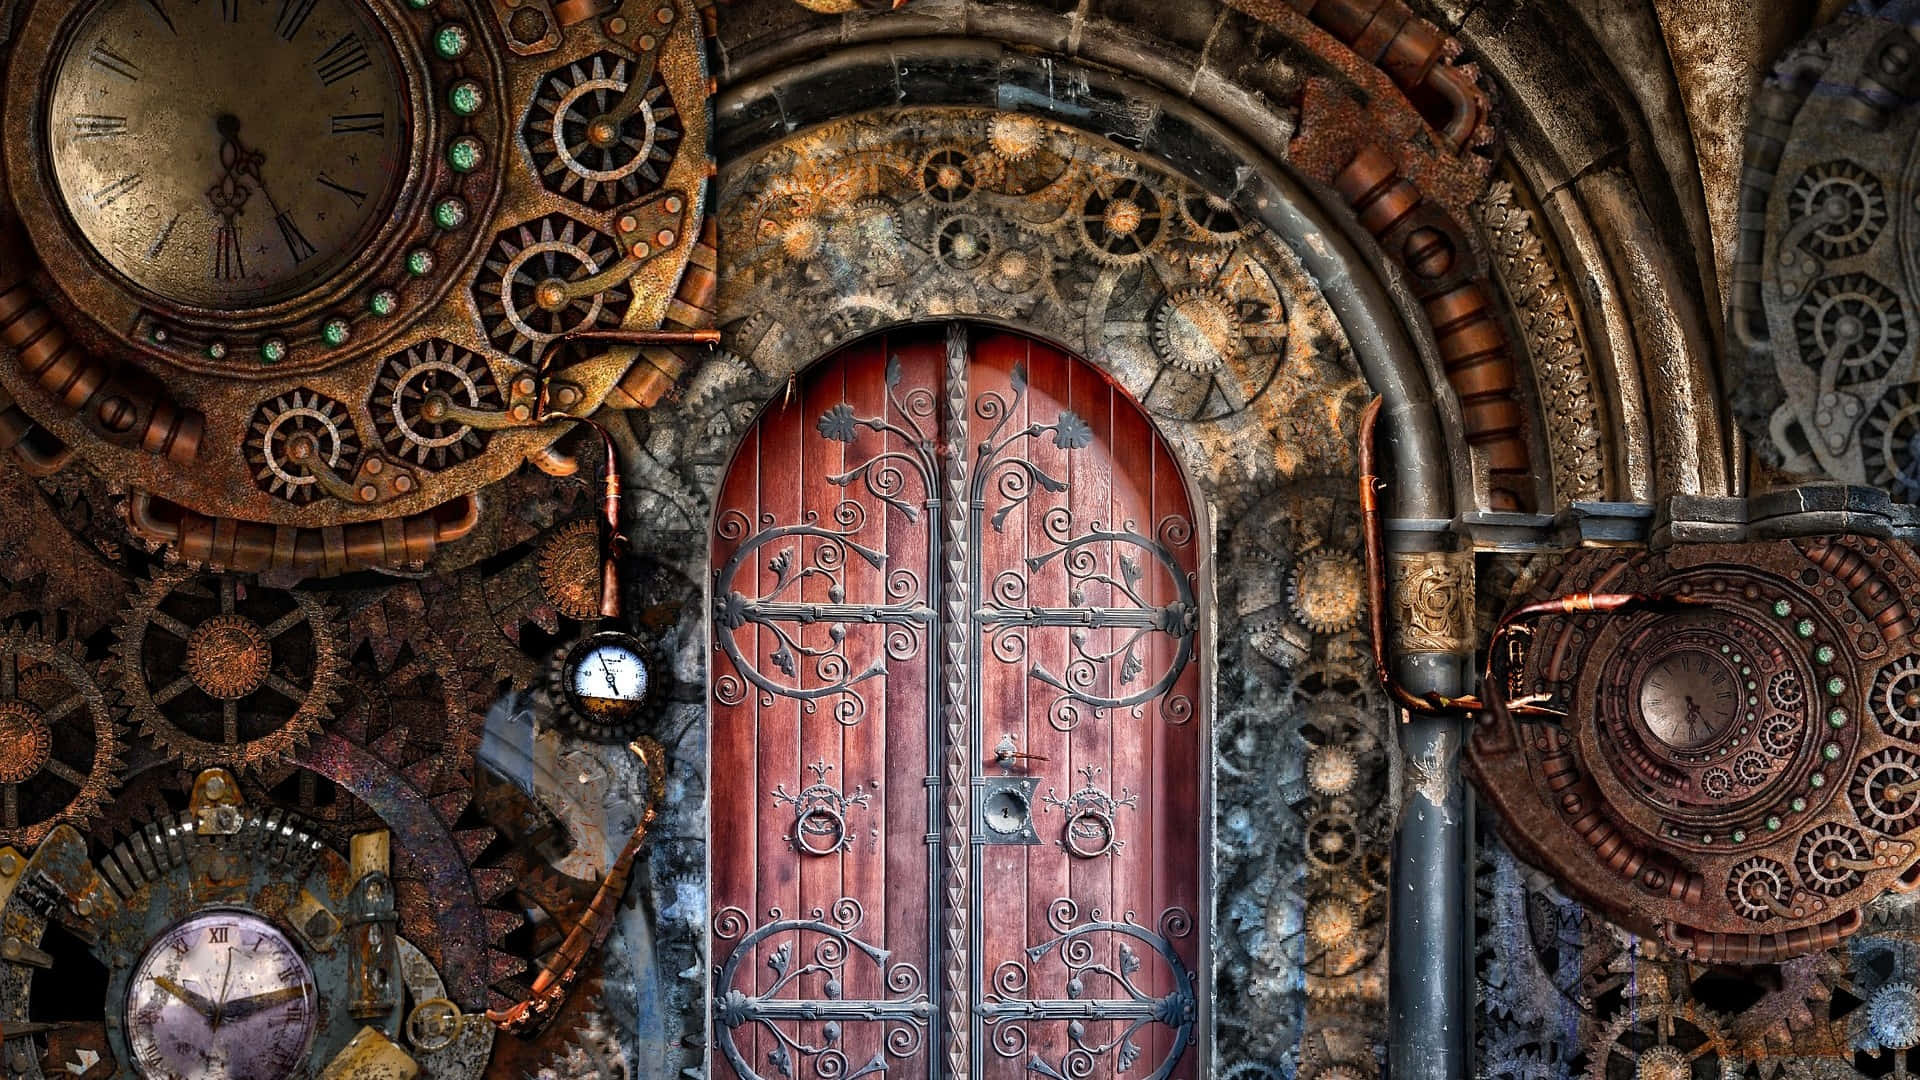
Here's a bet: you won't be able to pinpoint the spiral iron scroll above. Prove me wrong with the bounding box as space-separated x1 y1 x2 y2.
712 898 932 1080
979 900 1198 1080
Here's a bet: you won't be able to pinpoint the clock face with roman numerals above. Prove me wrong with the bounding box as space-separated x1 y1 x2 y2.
124 909 318 1080
46 0 408 310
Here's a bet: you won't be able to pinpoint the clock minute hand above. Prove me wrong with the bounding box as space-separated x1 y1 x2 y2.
152 976 219 1022
219 985 307 1022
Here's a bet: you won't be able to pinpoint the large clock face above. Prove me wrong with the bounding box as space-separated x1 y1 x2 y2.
124 909 318 1080
1637 648 1741 751
46 0 410 310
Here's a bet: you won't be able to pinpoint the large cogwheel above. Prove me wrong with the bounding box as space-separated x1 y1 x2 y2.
1585 1003 1732 1080
0 627 123 848
115 567 342 771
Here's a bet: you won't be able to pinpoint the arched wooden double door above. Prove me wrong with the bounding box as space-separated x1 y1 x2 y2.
709 325 1205 1080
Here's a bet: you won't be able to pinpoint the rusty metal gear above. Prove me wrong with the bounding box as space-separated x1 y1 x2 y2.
114 566 342 771
536 519 604 623
0 627 122 848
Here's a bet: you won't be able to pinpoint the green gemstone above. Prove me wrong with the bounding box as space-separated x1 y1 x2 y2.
1792 796 1808 812
1810 773 1826 788
259 338 287 364
1817 644 1836 664
1796 618 1815 638
1731 830 1745 843
1822 744 1841 762
1746 680 1757 691
406 0 431 8
433 198 468 230
369 289 398 316
1827 676 1846 696
447 136 483 173
406 248 434 277
148 326 168 345
433 23 471 59
206 341 227 360
1701 835 1713 844
1766 816 1782 831
322 318 351 347
449 80 484 116
1774 599 1792 617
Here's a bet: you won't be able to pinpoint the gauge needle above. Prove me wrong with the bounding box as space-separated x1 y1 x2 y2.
600 653 618 694
219 986 306 1023
153 976 219 1023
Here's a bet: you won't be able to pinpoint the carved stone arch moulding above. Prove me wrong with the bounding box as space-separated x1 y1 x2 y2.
710 0 1633 512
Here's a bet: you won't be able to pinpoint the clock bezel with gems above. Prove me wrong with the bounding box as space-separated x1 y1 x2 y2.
124 908 320 1080
1 0 506 378
551 629 652 742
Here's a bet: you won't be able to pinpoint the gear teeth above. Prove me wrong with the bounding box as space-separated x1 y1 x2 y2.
488 948 530 984
432 789 474 825
473 866 516 903
453 827 495 863
485 907 525 943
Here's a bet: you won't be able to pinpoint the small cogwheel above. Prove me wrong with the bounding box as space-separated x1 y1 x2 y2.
115 567 342 772
1304 896 1358 947
1585 1005 1731 1080
0 629 123 849
1866 980 1920 1051
1874 656 1920 738
918 146 977 203
1796 822 1871 896
1767 670 1805 712
1287 551 1365 635
536 519 604 622
473 214 632 364
1305 744 1359 797
1699 767 1733 799
1759 714 1802 757
986 113 1046 162
1151 286 1243 375
1727 857 1793 920
934 213 993 271
1794 272 1907 386
1178 191 1245 246
524 51 681 210
1305 814 1359 870
1734 749 1771 785
1854 747 1920 834
1789 160 1888 259
371 339 502 470
245 389 359 503
1080 178 1163 264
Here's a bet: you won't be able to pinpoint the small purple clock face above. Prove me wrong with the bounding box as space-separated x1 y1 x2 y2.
124 911 317 1080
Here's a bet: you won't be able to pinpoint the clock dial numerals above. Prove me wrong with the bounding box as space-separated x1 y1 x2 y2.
71 114 130 139
1639 649 1742 751
570 640 650 702
274 212 316 263
276 0 319 39
88 40 140 80
316 172 367 208
126 911 317 1080
330 112 384 136
92 172 142 207
312 33 370 86
49 0 409 309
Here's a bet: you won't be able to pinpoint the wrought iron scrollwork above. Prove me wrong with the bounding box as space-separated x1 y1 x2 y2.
980 899 1198 1080
713 899 932 1080
712 356 941 727
973 363 1198 731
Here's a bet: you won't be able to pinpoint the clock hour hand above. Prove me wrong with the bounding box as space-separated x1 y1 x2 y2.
219 985 307 1022
152 976 219 1022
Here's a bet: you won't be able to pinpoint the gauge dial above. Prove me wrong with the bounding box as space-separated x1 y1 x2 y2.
1638 649 1741 750
567 632 650 709
46 0 409 309
124 909 317 1080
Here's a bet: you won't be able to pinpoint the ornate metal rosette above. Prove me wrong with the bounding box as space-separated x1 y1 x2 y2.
472 212 633 364
1469 538 1920 961
0 628 122 848
115 566 343 770
369 338 500 470
0 0 708 548
245 388 362 503
534 518 604 621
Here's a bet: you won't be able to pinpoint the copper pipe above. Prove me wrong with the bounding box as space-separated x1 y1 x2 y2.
525 327 718 620
488 737 665 1036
